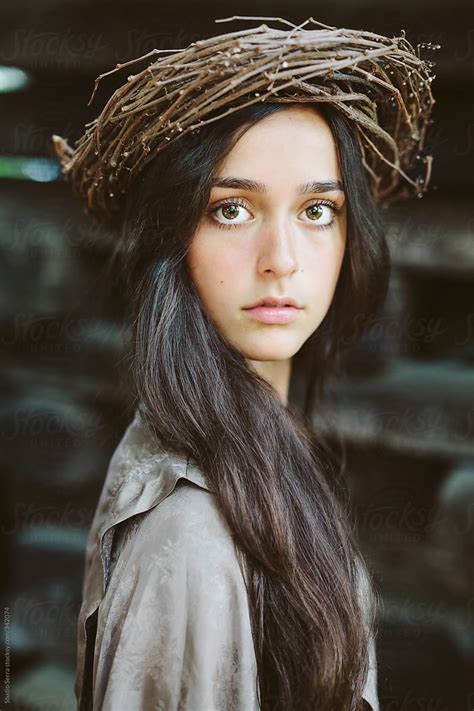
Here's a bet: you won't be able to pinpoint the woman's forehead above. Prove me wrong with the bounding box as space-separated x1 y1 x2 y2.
213 111 342 192
230 105 335 146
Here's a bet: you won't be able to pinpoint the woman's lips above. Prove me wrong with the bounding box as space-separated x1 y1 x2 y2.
243 305 302 324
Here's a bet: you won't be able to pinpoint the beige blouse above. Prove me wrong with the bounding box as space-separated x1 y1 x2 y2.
75 409 380 710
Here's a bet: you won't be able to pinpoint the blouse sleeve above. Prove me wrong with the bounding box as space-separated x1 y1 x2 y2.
92 482 260 711
357 558 380 711
361 633 379 710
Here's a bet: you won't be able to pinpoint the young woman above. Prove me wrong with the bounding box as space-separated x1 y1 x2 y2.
52 16 436 710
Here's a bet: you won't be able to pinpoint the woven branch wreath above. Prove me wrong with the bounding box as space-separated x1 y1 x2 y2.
52 15 440 227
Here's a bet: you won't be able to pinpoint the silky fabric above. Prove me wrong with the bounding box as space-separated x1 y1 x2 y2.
75 409 380 710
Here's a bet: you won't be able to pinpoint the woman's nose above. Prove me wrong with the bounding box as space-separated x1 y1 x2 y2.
256 217 299 277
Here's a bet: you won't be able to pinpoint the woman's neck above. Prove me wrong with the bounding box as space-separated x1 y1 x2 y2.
246 358 292 407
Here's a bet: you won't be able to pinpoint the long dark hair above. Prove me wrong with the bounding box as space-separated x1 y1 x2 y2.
111 101 390 709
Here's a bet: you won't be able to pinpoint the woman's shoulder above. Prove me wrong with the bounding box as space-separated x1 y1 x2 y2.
85 407 216 582
132 474 233 546
103 407 232 564
92 485 259 711
76 409 255 709
103 429 249 623
106 476 249 628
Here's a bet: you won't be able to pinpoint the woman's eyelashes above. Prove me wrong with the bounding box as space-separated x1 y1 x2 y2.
205 197 343 231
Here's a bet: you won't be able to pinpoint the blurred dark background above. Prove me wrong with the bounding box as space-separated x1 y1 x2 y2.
0 1 473 709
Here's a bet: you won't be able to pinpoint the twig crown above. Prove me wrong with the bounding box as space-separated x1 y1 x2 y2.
52 15 439 226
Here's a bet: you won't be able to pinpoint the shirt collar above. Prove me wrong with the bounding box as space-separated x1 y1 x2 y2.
99 408 213 536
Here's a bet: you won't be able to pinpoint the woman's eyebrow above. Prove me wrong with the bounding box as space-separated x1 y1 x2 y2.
210 176 344 194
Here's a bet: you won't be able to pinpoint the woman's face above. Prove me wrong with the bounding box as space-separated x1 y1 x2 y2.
187 106 347 363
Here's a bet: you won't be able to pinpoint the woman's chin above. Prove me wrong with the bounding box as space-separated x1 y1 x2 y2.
239 338 303 363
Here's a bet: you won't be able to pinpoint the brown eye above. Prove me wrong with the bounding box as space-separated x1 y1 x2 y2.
221 205 240 220
306 205 324 221
208 198 253 230
300 202 336 228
